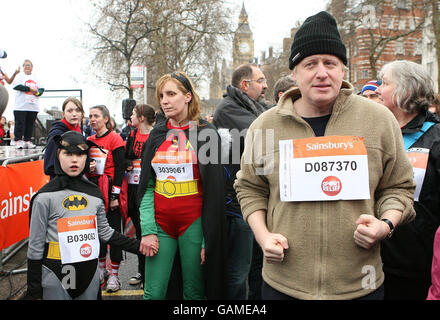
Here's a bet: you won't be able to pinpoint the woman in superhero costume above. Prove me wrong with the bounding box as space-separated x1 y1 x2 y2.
125 104 155 286
27 131 143 300
137 72 227 299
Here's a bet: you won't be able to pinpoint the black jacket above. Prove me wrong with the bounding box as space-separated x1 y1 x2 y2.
44 121 70 178
381 110 440 279
136 118 227 299
212 85 267 217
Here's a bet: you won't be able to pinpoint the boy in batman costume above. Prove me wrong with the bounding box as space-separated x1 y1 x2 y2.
26 131 144 300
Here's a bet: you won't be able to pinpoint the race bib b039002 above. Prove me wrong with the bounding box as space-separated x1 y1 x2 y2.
57 215 100 264
279 136 370 202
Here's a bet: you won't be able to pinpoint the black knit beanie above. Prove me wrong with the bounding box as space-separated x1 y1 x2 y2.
289 11 347 70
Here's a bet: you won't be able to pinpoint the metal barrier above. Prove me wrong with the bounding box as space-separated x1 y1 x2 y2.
0 152 44 274
2 152 44 167
0 239 28 274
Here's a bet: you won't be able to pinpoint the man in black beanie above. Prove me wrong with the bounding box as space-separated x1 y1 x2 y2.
289 11 347 70
234 11 416 300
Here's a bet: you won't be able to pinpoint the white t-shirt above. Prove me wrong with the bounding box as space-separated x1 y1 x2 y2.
13 72 43 112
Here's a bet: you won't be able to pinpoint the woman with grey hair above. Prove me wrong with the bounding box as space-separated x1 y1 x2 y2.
377 60 440 300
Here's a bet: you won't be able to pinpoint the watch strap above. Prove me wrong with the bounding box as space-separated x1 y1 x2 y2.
381 218 395 238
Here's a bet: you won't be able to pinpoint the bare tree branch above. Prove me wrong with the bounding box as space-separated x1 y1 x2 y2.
83 0 234 101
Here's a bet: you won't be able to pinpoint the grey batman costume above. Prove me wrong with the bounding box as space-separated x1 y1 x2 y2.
26 131 141 299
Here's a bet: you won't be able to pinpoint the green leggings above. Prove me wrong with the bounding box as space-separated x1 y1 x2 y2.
143 217 204 300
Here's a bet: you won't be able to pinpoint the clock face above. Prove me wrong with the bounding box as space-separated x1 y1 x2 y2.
239 42 250 53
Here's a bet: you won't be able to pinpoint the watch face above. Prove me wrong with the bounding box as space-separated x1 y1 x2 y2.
239 42 250 53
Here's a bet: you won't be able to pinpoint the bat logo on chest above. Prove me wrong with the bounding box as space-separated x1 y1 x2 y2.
62 195 88 210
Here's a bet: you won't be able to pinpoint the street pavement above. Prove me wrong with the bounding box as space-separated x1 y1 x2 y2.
101 251 144 300
0 241 28 300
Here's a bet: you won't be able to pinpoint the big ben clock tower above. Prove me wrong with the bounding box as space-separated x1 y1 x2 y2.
233 4 254 69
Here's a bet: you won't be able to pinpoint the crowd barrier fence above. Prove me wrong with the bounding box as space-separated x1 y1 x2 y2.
0 155 48 273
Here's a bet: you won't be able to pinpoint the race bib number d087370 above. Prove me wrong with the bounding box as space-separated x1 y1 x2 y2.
279 136 370 202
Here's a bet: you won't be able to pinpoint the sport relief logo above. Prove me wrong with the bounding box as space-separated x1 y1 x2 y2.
321 176 342 196
80 243 92 258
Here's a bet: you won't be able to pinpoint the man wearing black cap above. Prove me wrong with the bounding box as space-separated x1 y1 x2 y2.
234 11 416 300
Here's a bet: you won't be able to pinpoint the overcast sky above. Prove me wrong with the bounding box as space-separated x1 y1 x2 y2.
1 0 328 123
234 0 328 54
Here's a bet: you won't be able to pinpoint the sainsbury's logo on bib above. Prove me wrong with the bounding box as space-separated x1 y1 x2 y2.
306 140 354 151
295 136 366 159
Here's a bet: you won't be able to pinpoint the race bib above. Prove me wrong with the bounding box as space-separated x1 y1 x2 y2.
89 147 107 175
127 159 141 184
151 151 194 181
57 215 100 264
407 147 429 201
279 136 370 202
151 150 198 198
24 79 38 104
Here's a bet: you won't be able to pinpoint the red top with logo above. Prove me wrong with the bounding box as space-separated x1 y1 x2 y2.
87 130 125 180
132 130 150 158
152 121 203 239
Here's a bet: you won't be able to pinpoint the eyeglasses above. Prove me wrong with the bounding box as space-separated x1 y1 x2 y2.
245 78 267 84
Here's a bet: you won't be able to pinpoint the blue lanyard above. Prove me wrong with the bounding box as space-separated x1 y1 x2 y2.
403 121 435 151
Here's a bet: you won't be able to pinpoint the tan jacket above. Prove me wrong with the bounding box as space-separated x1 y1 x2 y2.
234 81 416 299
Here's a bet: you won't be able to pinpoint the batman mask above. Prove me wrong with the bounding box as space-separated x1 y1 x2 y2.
52 131 104 176
29 133 104 230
